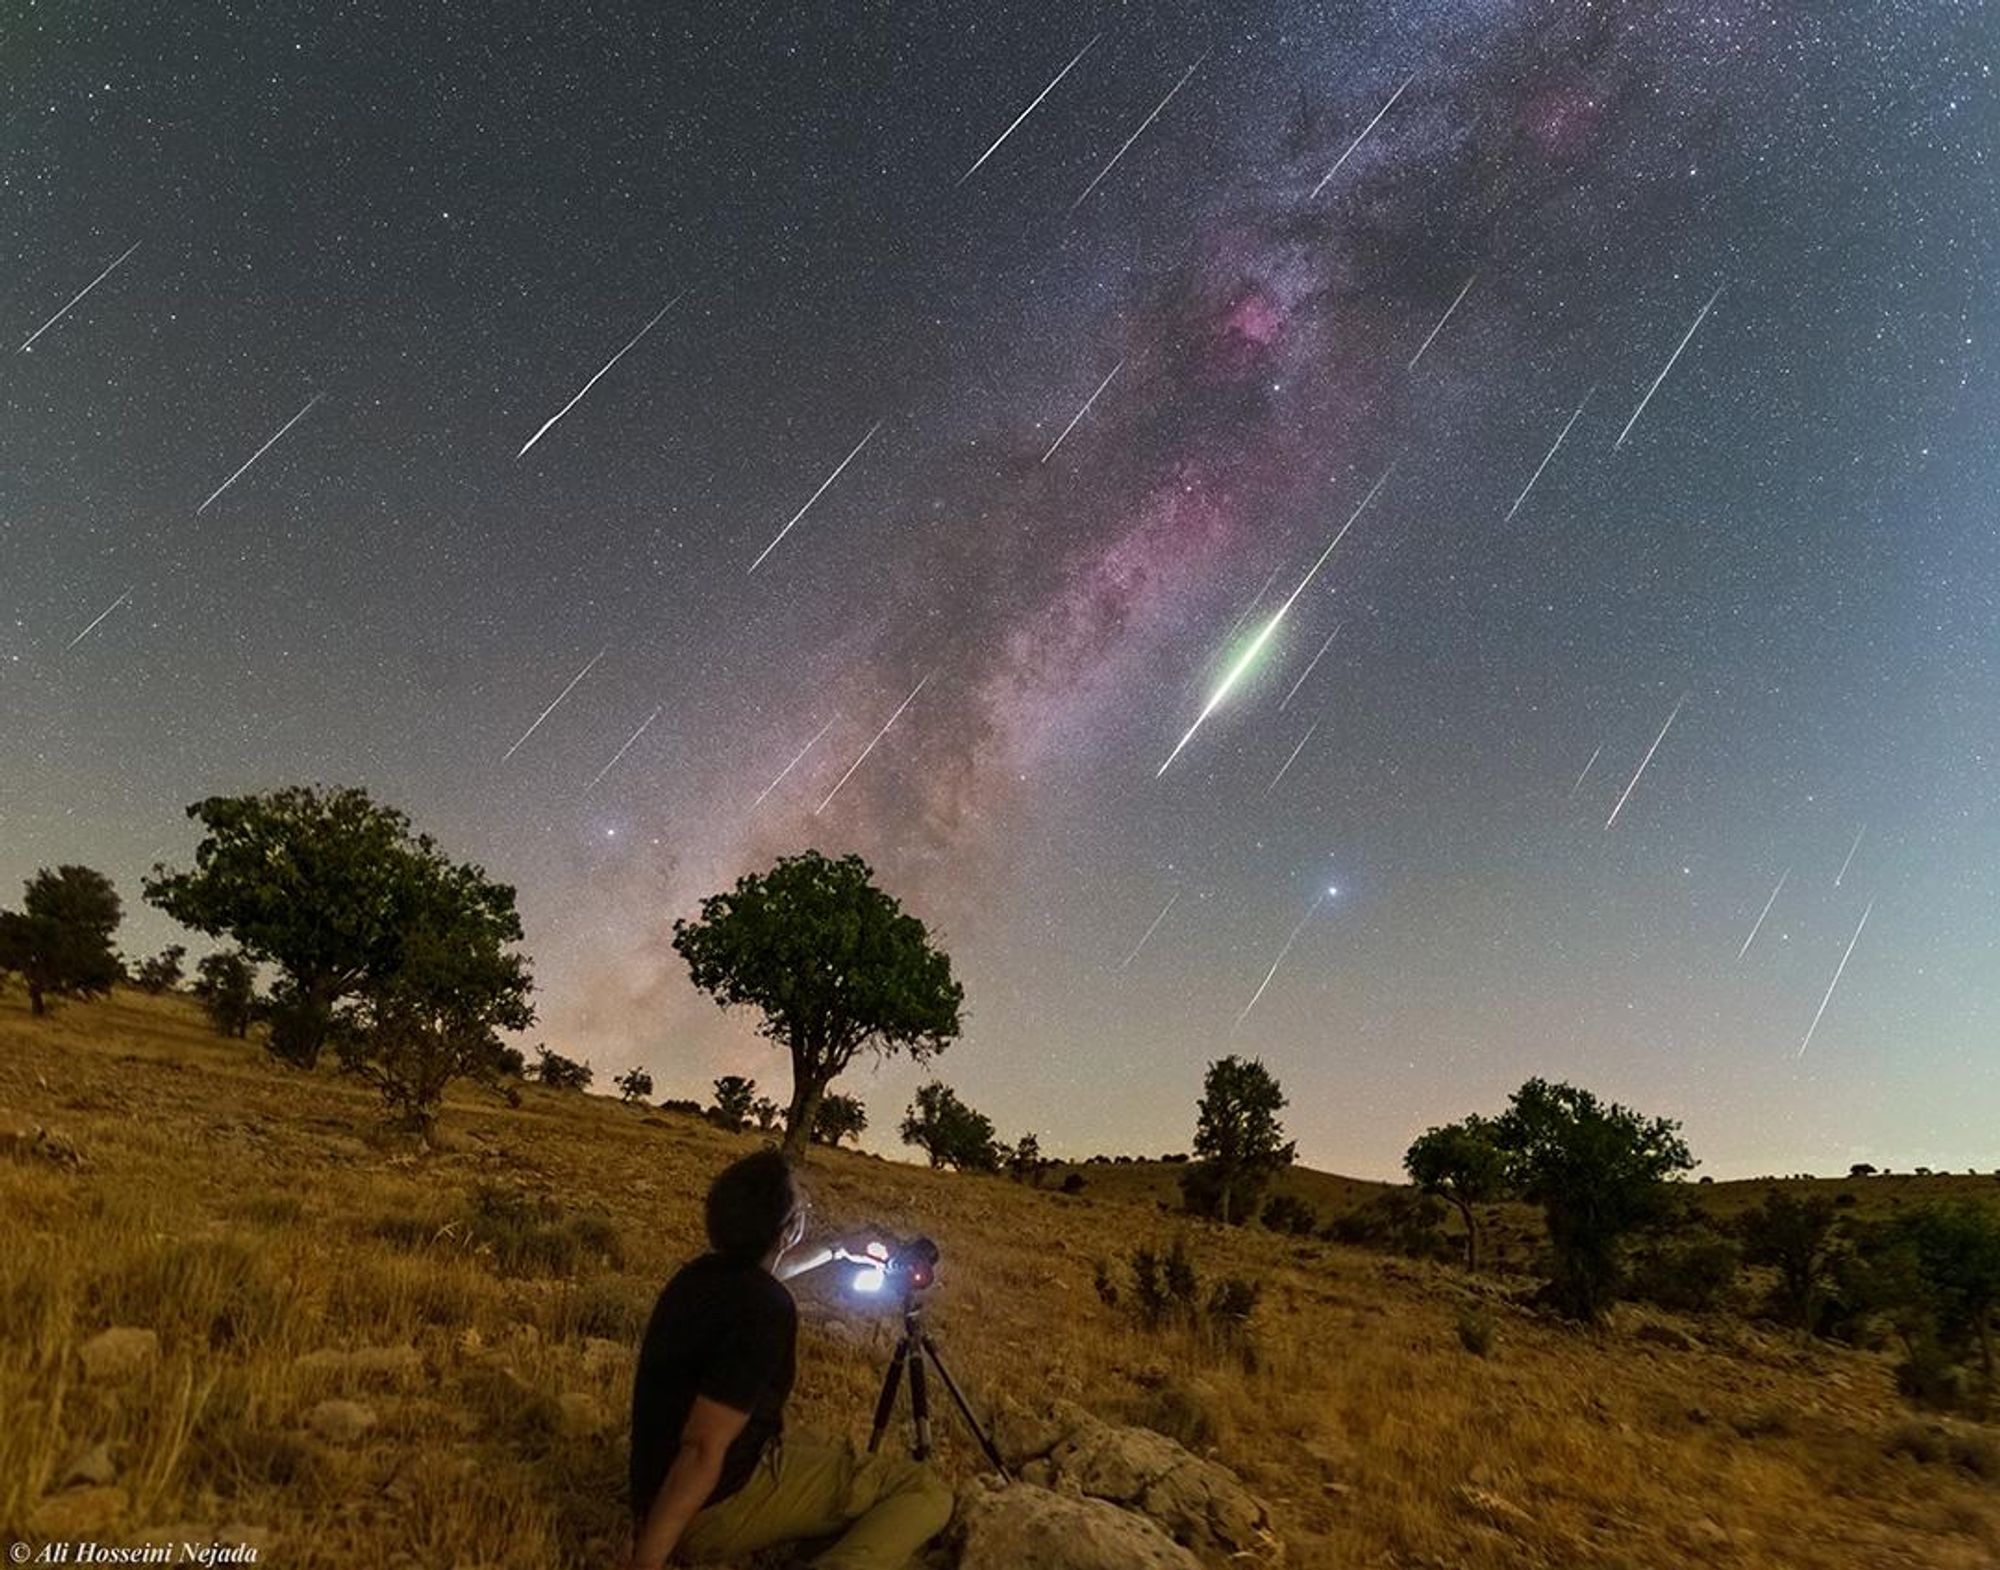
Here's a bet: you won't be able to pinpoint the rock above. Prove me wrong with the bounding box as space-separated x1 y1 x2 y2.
1030 1401 1272 1556
1688 1515 1730 1547
992 1398 1069 1465
1456 1484 1533 1528
579 1336 627 1372
0 1111 88 1168
61 1440 117 1487
556 1392 610 1437
78 1327 159 1381
955 1479 1204 1570
304 1398 378 1444
28 1485 128 1535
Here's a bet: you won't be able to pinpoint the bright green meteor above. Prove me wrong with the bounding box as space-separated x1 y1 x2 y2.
1156 464 1393 777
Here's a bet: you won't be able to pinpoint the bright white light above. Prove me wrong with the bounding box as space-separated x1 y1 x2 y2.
1327 886 1340 897
852 1267 886 1294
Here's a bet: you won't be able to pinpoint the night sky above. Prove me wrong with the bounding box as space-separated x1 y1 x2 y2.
5 2 1996 1179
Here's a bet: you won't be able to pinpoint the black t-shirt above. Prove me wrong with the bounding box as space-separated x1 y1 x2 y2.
628 1253 798 1520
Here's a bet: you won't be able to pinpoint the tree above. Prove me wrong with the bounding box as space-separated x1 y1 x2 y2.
533 1044 593 1091
615 1067 655 1103
1405 1115 1510 1271
1007 1132 1045 1185
1885 1201 2000 1411
0 866 124 1015
672 850 963 1161
1737 1188 1841 1334
144 786 473 1067
1183 1055 1296 1226
191 949 258 1038
712 1074 757 1130
899 1082 1000 1171
134 944 187 994
751 1097 782 1132
811 1093 868 1148
331 853 535 1139
1491 1078 1695 1322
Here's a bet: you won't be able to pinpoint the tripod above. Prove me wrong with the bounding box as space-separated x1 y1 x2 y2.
866 1286 1009 1478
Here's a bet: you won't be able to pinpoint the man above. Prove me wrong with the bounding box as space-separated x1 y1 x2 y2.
625 1148 954 1569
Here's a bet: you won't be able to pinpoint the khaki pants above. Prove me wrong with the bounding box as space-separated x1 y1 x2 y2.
678 1432 954 1569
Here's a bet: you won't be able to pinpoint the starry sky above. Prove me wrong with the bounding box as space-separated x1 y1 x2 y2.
5 2 1996 1180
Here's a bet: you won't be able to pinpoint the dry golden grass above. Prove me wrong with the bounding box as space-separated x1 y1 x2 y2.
3 986 1996 1569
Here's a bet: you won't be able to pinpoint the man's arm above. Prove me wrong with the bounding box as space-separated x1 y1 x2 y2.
625 1395 751 1570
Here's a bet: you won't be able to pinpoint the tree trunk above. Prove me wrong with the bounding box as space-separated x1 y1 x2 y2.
28 980 46 1015
1456 1197 1478 1272
782 1073 824 1164
1219 1173 1235 1226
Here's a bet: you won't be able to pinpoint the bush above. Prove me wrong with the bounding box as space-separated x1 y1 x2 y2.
1625 1228 1741 1314
1327 1191 1454 1261
1260 1193 1318 1236
533 1045 592 1091
1060 1172 1086 1194
1457 1308 1497 1357
1116 1236 1260 1363
387 1183 626 1278
1885 1420 2000 1480
90 1237 300 1352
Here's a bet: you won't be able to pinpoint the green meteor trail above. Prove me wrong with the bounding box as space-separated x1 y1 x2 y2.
1156 465 1393 777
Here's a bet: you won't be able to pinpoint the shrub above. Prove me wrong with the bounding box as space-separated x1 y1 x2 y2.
1457 1308 1497 1356
1327 1191 1454 1261
89 1237 300 1351
1260 1193 1318 1236
386 1183 626 1278
533 1045 592 1091
1626 1228 1741 1314
1060 1172 1086 1194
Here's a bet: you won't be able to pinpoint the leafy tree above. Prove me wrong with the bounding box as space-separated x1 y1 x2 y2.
1491 1077 1695 1321
0 866 124 1015
1883 1201 2000 1411
672 850 962 1161
331 853 535 1138
1737 1188 1842 1333
711 1074 757 1130
811 1092 868 1147
191 949 259 1038
899 1081 999 1171
614 1067 655 1103
134 944 187 994
1007 1132 1045 1185
533 1044 593 1091
144 786 478 1067
1405 1114 1510 1271
1261 1193 1318 1235
751 1096 782 1132
1182 1055 1295 1226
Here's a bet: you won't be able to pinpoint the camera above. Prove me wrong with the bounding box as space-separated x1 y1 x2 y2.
838 1233 939 1296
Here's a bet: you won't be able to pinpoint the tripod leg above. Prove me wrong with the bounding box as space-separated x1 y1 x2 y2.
920 1333 1010 1478
867 1336 912 1455
907 1344 933 1461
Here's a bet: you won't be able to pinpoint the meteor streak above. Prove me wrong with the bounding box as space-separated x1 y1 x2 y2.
1614 285 1723 450
815 671 932 815
1311 73 1414 198
196 393 324 514
749 421 882 572
19 241 141 353
1797 900 1873 1058
582 705 662 793
1119 891 1180 969
1566 743 1602 800
1265 722 1319 796
1222 565 1285 647
1738 867 1789 960
1279 623 1340 710
67 586 133 649
1834 823 1865 888
1506 389 1593 522
1071 53 1208 214
1158 465 1392 777
958 34 1099 186
1406 273 1476 371
1041 358 1123 463
753 716 838 808
517 293 683 459
1604 692 1688 830
1235 888 1332 1027
501 649 605 762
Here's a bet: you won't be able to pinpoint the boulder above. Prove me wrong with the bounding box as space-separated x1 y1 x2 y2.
78 1327 159 1381
304 1398 378 1444
955 1480 1204 1570
28 1486 128 1536
556 1392 611 1437
1016 1401 1273 1557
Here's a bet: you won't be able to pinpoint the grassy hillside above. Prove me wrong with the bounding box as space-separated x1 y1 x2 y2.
3 987 1997 1569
